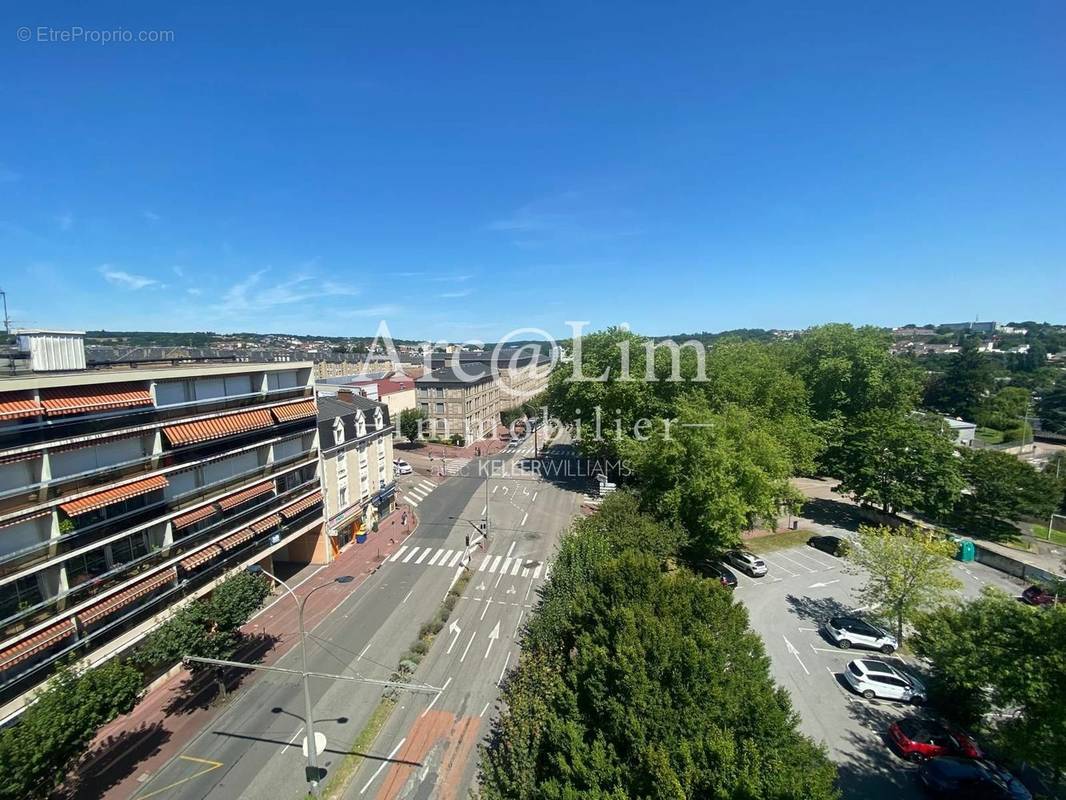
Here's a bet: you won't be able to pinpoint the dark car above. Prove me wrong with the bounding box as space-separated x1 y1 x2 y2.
918 758 1031 799
1021 585 1058 606
698 561 738 590
807 535 849 556
888 717 983 762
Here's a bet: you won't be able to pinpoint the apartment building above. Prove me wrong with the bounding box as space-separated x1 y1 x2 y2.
414 350 551 442
317 391 396 552
342 375 416 437
0 332 326 711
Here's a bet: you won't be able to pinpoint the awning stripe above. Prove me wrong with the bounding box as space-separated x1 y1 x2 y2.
0 449 39 465
270 400 317 423
59 474 169 517
76 567 177 627
162 409 274 447
40 383 152 416
218 528 255 551
0 395 45 421
0 509 51 530
172 503 218 530
279 491 323 520
217 480 274 511
179 544 222 572
250 513 282 534
0 619 77 670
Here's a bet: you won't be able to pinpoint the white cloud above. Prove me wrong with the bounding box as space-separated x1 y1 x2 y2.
98 265 161 290
187 287 202 296
440 289 474 299
343 304 402 318
210 269 361 314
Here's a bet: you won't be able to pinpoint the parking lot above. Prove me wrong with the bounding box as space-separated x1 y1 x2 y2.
734 541 1028 800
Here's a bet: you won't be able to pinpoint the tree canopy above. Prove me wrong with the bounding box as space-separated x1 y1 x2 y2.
1040 375 1066 434
398 407 427 443
924 337 994 420
479 495 839 800
956 449 1063 531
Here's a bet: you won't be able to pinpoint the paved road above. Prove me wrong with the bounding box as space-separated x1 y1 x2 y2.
345 437 583 800
129 434 581 800
736 541 1028 800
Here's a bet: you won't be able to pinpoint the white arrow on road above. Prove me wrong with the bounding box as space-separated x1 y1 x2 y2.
808 579 841 589
446 620 462 654
484 620 501 659
506 584 516 595
783 635 810 675
476 582 486 592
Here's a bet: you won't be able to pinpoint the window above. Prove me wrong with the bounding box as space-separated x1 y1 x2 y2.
434 402 445 414
0 576 44 621
66 548 109 586
373 408 383 430
339 484 348 509
333 417 345 445
110 532 150 566
355 411 367 438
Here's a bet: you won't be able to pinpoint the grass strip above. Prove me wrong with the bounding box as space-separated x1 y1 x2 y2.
745 529 815 553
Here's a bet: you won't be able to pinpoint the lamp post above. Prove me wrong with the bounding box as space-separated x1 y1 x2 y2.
245 566 353 797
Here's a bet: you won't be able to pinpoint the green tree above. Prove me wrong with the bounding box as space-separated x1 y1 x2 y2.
844 525 961 643
957 449 1064 530
1040 376 1066 434
914 590 1066 779
480 509 839 800
976 386 1032 437
925 337 994 420
832 410 964 517
621 396 801 554
0 661 143 800
133 571 270 698
398 407 427 444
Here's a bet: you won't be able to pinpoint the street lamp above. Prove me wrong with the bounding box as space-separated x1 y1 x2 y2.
246 565 354 796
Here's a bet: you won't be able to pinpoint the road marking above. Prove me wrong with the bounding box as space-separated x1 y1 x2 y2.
480 597 492 620
460 631 477 662
418 480 435 492
402 547 420 564
808 579 841 589
402 589 414 604
447 550 463 567
421 676 452 718
510 559 521 576
482 505 487 515
415 548 431 565
479 701 491 717
525 580 534 601
493 485 498 494
489 555 503 573
485 620 501 659
798 627 820 633
388 545 409 563
360 737 407 794
407 488 427 501
514 609 525 637
498 651 512 683
477 555 490 572
759 555 797 577
532 564 542 579
506 540 516 557
134 755 225 800
521 512 528 526
405 496 420 507
427 548 445 566
774 552 818 573
521 566 530 577
358 641 372 659
500 557 513 575
532 491 537 503
783 635 810 675
446 620 462 653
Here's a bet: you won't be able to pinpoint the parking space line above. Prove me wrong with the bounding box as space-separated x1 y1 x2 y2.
788 549 835 570
773 552 819 573
758 555 798 577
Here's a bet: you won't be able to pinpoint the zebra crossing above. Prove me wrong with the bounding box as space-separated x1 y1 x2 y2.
386 543 553 580
444 458 471 475
400 479 438 507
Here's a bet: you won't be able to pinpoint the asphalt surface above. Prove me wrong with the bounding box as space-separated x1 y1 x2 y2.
735 540 1028 800
129 434 582 800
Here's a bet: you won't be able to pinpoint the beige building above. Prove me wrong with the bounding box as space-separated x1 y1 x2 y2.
316 391 395 553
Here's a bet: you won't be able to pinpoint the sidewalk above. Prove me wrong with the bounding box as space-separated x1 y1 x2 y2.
66 506 418 800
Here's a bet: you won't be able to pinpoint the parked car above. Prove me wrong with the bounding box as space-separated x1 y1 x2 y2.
697 560 738 590
843 659 927 704
887 717 983 762
393 459 413 475
824 615 898 653
918 757 1031 799
807 535 849 556
725 550 767 577
1021 585 1058 606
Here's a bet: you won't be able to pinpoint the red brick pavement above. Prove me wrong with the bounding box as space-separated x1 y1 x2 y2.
72 505 418 800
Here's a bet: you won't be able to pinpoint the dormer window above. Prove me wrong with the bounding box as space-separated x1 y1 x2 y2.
355 411 367 438
373 408 383 430
333 417 345 445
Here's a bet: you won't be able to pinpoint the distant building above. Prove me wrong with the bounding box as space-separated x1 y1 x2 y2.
942 417 977 447
892 327 936 337
940 321 998 333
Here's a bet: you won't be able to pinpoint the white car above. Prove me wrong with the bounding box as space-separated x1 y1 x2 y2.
824 615 898 654
725 550 767 577
393 459 412 475
843 659 926 704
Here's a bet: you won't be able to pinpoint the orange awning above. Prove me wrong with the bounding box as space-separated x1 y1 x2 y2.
162 409 274 447
59 474 169 517
0 619 76 670
179 545 222 572
250 513 281 534
40 383 152 416
76 567 177 627
279 491 323 520
218 527 254 551
271 400 316 423
217 480 274 511
0 393 44 421
172 503 218 530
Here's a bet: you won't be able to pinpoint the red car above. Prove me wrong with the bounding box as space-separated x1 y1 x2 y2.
1022 585 1058 606
887 718 983 762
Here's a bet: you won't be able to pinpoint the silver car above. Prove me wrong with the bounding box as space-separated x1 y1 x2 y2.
726 550 767 577
824 615 898 654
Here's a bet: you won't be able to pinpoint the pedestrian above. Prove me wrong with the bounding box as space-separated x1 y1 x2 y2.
401 510 408 528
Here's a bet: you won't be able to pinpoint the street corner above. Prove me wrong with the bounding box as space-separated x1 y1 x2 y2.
129 754 224 800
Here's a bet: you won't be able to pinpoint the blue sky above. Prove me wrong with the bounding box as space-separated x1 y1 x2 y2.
2 2 1064 342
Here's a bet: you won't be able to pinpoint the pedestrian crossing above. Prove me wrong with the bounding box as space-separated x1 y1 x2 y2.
400 479 438 507
386 544 553 579
444 458 471 475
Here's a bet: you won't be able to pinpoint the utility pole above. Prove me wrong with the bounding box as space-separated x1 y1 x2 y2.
0 288 10 336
